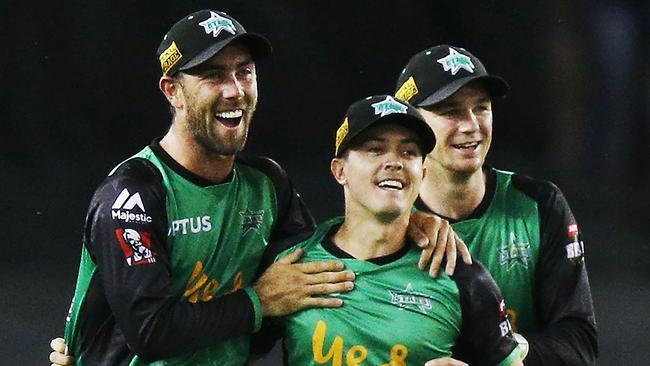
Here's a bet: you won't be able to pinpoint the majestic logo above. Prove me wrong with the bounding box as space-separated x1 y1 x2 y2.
159 41 182 74
335 117 349 155
437 48 475 75
111 188 152 223
198 11 237 38
498 232 531 271
395 76 419 102
371 96 408 117
115 228 156 266
388 283 433 313
168 216 212 236
240 209 264 235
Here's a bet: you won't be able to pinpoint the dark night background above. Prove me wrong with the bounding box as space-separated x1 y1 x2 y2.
2 1 649 364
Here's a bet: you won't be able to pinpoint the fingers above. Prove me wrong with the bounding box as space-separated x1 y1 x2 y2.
50 338 66 353
444 232 457 276
456 234 472 264
50 337 75 365
407 213 430 248
49 348 75 365
304 296 345 308
428 223 449 277
294 260 345 274
305 269 355 285
418 246 435 271
276 248 304 264
308 281 354 295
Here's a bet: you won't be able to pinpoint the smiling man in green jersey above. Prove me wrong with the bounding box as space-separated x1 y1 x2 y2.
394 45 598 365
250 95 524 366
53 10 359 366
48 12 474 366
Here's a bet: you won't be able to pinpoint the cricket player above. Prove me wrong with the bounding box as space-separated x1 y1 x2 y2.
49 12 468 366
56 9 357 365
394 45 598 365
250 95 524 366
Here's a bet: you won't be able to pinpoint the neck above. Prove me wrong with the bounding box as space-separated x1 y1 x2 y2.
159 122 235 183
333 208 409 260
419 162 487 220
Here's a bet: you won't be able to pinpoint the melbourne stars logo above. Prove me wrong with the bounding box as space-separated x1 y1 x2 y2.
371 96 408 117
436 48 475 75
198 11 237 37
239 209 265 235
498 232 531 271
388 283 434 314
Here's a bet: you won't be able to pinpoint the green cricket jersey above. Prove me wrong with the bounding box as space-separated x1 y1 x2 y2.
254 218 520 366
64 140 314 365
415 167 597 364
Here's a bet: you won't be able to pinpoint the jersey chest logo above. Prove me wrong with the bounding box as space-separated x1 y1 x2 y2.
239 209 265 235
388 283 433 314
497 232 531 271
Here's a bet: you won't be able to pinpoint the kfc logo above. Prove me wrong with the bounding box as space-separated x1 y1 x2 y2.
115 228 156 266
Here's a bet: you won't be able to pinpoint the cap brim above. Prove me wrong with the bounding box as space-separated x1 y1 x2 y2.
383 114 436 155
338 114 436 157
179 32 272 72
417 75 510 107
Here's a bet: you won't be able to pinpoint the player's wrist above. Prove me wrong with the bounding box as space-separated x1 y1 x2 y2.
244 287 263 332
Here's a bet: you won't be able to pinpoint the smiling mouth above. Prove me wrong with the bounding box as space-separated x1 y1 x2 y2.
215 109 243 128
377 179 404 191
452 142 479 151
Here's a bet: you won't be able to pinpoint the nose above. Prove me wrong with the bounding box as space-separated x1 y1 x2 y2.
384 151 404 171
221 74 245 99
458 110 480 133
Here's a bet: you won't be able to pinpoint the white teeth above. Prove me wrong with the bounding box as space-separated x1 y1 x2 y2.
215 109 243 118
454 142 478 149
378 180 403 190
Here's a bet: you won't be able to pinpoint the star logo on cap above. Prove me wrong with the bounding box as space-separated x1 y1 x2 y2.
371 96 408 117
437 48 475 75
198 11 237 38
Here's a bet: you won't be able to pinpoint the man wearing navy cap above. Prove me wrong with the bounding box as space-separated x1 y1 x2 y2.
395 45 598 365
250 95 524 366
48 12 466 366
52 10 357 365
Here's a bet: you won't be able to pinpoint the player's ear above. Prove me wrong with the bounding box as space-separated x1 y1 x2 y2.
330 158 347 186
159 75 184 110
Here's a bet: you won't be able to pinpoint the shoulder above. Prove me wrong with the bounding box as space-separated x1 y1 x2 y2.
92 157 165 206
274 218 341 260
452 259 495 285
236 155 290 182
506 170 564 204
109 157 163 183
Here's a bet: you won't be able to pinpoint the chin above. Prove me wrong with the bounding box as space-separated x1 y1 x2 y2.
374 205 407 223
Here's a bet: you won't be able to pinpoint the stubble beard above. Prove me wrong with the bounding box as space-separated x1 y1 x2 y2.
184 93 256 157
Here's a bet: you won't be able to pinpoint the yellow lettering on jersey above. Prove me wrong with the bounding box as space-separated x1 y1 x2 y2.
313 320 408 366
381 344 408 366
183 262 244 303
313 320 344 366
507 309 518 332
346 345 368 366
228 271 244 293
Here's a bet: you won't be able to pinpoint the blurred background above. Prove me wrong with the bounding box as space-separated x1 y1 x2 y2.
2 0 648 364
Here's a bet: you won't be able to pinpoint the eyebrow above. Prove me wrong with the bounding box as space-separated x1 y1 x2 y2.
362 137 420 145
429 96 490 110
194 59 255 73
